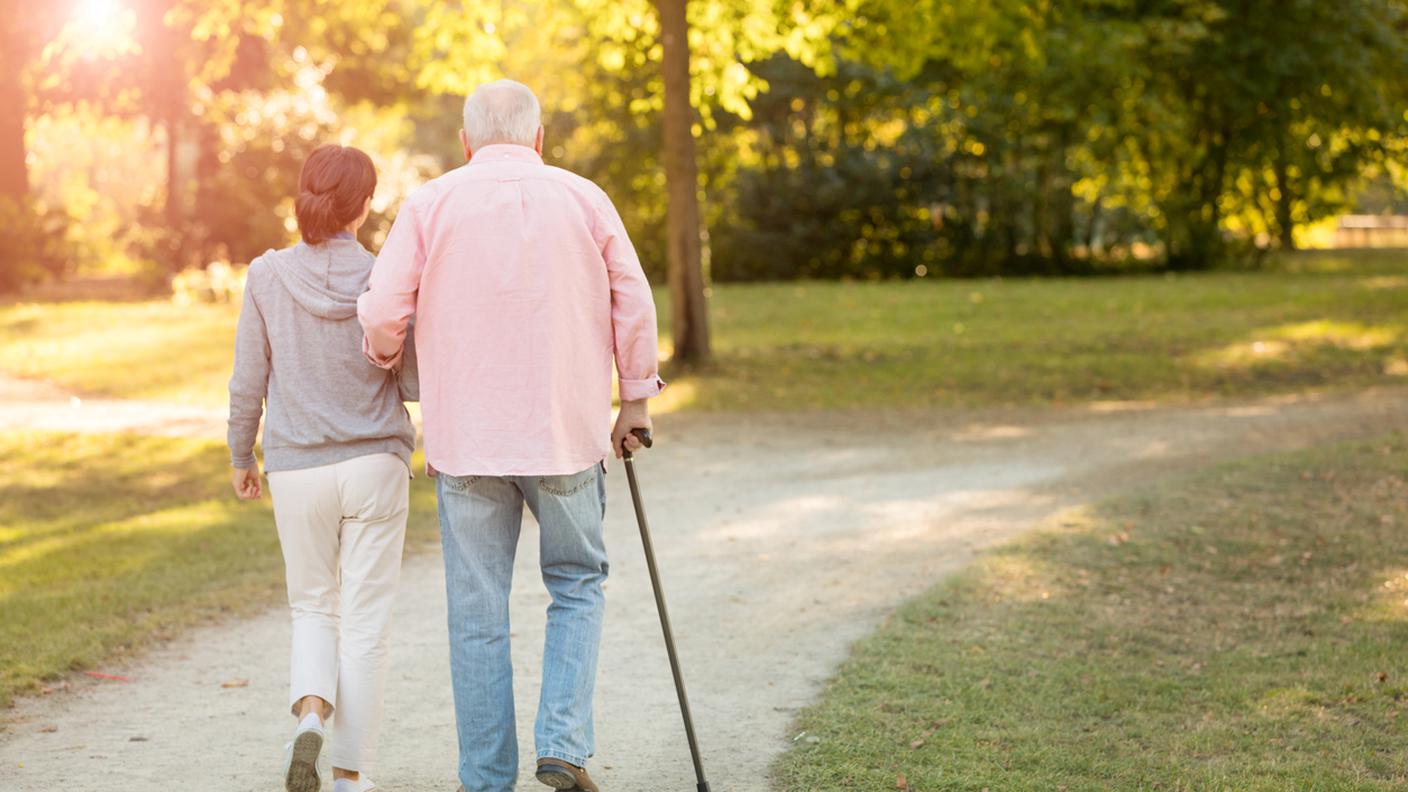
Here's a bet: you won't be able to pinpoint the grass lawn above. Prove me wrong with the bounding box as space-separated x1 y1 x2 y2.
1 249 1405 410
775 435 1408 790
0 431 438 707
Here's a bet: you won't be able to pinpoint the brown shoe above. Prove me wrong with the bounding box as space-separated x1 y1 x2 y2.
535 757 600 792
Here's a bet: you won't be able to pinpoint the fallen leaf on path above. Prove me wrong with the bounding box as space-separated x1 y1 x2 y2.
39 682 71 695
84 672 131 682
38 725 57 733
221 679 250 689
129 736 149 742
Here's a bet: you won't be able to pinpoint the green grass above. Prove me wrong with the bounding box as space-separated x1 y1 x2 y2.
0 431 437 706
775 435 1408 790
2 249 1406 410
0 300 241 405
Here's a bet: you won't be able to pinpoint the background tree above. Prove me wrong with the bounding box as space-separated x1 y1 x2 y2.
6 0 1408 294
0 3 81 200
413 0 853 361
0 2 83 290
656 0 710 362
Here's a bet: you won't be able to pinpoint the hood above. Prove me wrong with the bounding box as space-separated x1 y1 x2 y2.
262 240 371 321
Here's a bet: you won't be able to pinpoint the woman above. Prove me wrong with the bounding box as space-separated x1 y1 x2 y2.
227 144 415 792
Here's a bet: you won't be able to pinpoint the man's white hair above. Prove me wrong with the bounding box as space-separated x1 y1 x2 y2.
462 79 542 150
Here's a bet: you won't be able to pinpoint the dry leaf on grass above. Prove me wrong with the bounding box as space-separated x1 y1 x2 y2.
896 772 909 790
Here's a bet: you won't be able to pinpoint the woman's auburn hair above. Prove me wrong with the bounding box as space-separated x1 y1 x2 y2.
294 144 377 245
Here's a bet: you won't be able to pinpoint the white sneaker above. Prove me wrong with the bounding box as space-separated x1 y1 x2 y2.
283 716 325 792
332 778 377 792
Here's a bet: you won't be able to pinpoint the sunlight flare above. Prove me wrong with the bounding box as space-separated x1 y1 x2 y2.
61 0 138 58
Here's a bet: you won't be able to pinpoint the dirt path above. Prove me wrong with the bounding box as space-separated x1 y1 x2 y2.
2 385 1406 791
0 374 228 437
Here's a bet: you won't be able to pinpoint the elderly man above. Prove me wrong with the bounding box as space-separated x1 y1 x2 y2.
358 79 664 792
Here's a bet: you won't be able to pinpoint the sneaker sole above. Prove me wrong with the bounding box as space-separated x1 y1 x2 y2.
536 767 578 790
285 730 323 792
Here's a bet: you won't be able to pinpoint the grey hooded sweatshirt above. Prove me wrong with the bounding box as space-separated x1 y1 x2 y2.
227 237 416 472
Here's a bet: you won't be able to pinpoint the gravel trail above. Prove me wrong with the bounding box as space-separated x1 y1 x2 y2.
3 385 1405 791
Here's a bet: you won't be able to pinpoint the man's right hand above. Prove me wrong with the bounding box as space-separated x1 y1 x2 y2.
612 399 652 459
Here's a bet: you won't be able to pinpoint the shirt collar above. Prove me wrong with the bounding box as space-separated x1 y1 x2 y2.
471 144 544 165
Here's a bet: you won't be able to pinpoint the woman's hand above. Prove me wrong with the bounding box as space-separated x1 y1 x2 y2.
231 465 263 500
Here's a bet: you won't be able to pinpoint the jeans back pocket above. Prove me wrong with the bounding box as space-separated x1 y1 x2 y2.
441 474 482 494
538 466 597 497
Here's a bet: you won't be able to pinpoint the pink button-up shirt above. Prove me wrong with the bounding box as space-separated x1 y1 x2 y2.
357 144 665 476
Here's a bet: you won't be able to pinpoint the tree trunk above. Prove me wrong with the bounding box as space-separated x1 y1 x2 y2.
1084 196 1103 256
0 44 28 201
655 0 710 365
164 115 181 227
1273 138 1296 251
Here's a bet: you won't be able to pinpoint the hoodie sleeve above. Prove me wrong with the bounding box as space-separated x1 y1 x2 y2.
228 263 271 469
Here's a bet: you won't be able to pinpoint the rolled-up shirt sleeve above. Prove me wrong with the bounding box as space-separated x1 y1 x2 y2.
359 200 425 369
594 194 666 401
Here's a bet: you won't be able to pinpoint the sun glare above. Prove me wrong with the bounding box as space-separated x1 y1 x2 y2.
62 0 138 58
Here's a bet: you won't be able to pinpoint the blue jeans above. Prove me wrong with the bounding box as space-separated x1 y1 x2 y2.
437 463 608 792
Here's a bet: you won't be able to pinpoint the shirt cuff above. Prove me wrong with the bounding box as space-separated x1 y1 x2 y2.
231 453 257 469
619 375 667 402
363 334 402 370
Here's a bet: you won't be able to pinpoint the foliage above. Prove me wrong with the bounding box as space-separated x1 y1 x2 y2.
1133 0 1408 263
1356 170 1408 215
0 197 71 293
711 56 958 280
776 434 1408 789
710 0 1408 278
170 260 245 305
6 0 1408 283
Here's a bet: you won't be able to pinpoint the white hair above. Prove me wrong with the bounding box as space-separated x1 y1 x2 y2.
462 79 542 150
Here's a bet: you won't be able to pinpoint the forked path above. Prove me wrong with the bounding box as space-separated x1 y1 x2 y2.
2 386 1406 791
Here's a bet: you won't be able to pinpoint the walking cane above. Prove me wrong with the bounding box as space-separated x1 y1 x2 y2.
622 427 712 792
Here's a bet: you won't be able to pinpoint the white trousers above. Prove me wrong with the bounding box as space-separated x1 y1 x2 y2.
267 452 409 774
